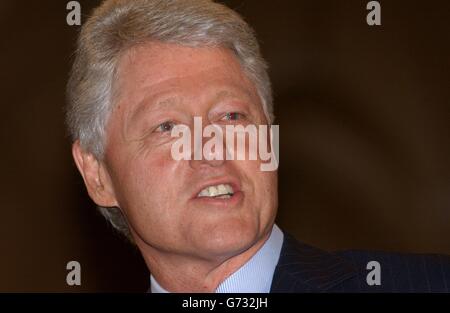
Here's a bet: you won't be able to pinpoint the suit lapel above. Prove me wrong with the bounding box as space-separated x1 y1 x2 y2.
270 234 357 292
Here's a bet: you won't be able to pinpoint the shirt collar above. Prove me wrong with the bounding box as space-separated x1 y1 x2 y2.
150 224 284 293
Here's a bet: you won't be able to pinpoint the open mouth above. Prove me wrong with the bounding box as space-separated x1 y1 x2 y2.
197 183 235 199
191 178 243 208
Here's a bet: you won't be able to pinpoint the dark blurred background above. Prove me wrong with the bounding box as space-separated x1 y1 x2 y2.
0 0 449 292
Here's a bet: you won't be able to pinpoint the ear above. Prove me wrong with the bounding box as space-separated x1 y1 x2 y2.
72 140 119 208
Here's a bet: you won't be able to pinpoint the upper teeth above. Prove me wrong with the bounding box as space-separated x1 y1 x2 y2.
197 184 234 198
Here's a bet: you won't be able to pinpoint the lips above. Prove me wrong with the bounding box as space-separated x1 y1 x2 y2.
191 177 242 200
190 189 244 208
197 183 234 198
188 176 244 209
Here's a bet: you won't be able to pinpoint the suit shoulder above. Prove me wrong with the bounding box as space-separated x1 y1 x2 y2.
336 249 450 266
332 249 450 292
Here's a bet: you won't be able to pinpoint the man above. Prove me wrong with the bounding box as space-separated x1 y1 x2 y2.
66 0 450 292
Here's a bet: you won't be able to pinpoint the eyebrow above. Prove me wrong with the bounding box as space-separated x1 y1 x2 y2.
215 87 255 102
127 85 255 126
127 94 180 126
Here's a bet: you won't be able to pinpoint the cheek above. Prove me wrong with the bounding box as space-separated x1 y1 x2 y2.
260 172 277 198
134 153 178 193
117 152 187 237
251 169 278 209
113 148 178 208
239 160 277 202
256 171 278 227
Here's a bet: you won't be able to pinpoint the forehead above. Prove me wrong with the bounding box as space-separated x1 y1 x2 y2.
113 42 259 109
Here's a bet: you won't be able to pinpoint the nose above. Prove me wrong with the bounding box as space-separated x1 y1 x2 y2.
189 117 226 170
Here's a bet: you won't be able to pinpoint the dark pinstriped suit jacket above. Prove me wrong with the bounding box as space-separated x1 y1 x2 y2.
270 234 450 292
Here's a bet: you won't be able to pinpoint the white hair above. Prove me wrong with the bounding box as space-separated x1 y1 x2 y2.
66 0 274 240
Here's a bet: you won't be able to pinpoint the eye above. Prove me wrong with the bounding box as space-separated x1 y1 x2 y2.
155 121 176 133
222 112 244 121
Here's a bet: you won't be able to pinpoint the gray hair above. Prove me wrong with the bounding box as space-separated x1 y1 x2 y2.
66 0 274 240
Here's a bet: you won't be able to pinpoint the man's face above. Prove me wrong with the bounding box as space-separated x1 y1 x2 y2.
102 42 277 260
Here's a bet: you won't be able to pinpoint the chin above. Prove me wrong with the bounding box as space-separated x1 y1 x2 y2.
194 218 260 259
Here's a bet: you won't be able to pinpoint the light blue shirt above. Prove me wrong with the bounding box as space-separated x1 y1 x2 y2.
150 224 284 293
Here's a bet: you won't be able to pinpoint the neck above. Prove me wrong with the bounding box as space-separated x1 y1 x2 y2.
136 231 272 293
